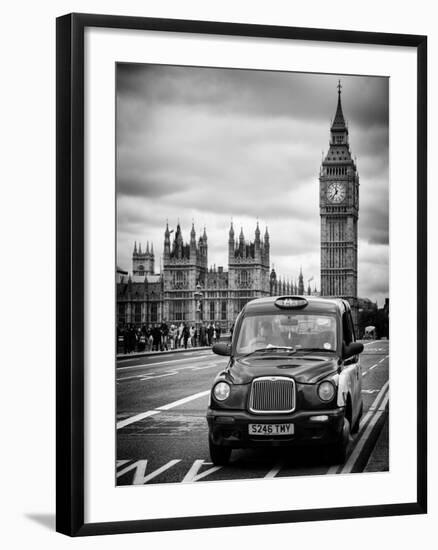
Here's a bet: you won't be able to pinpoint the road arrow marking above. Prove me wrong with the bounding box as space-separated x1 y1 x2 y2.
265 462 284 478
182 459 222 482
117 459 181 484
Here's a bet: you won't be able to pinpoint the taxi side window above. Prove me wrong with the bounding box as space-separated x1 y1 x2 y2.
342 312 353 345
348 311 356 342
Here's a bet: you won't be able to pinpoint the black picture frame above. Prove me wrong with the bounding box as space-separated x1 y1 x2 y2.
56 12 427 537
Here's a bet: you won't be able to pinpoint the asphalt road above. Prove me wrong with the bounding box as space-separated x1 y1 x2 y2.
116 340 389 485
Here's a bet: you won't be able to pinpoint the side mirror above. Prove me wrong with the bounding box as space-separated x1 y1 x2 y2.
212 343 231 356
343 342 364 360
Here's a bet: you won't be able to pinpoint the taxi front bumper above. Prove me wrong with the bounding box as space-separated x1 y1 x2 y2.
207 407 345 448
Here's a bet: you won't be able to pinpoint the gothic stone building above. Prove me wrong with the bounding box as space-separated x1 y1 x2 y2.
117 222 310 330
319 82 359 325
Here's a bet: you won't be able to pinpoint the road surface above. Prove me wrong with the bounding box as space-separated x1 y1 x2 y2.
116 340 389 485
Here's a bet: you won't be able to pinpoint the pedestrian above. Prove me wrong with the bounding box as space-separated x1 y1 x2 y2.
216 323 221 342
182 323 190 349
160 320 169 351
147 325 153 351
207 322 214 346
189 325 195 347
120 325 128 354
152 324 161 351
128 324 136 353
199 324 206 347
169 324 176 350
193 326 198 348
136 327 143 352
177 322 184 348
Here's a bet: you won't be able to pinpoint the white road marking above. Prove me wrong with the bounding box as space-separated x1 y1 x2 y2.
182 459 222 482
116 409 160 430
190 364 223 370
116 459 130 467
140 371 179 381
117 390 211 429
362 389 380 394
117 459 181 484
117 373 153 382
340 391 389 474
119 363 224 382
117 354 215 371
379 354 390 363
327 380 389 474
156 390 210 411
362 362 378 376
265 462 284 479
117 361 226 382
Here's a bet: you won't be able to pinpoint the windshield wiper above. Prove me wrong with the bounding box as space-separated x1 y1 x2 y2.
239 346 296 358
295 347 336 354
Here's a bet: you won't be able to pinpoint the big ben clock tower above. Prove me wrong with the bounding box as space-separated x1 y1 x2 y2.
320 81 359 326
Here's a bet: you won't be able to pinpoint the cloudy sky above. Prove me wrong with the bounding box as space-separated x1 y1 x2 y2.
116 64 389 306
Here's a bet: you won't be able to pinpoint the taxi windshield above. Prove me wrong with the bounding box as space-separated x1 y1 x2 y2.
235 312 337 356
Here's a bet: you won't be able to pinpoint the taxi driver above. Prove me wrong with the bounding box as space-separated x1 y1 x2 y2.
248 319 283 350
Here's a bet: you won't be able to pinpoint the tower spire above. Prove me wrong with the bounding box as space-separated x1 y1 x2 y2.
331 79 346 130
229 220 234 239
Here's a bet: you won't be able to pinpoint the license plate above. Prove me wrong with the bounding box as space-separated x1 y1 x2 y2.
248 423 294 436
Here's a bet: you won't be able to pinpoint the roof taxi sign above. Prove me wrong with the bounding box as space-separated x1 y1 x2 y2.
274 296 308 309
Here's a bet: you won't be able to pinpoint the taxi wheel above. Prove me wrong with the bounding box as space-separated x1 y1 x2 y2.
327 417 350 464
209 437 232 466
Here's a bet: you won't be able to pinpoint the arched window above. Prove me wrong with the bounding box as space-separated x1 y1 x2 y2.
238 270 248 286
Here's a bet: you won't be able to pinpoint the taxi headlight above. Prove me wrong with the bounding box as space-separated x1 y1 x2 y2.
213 382 231 401
317 381 336 402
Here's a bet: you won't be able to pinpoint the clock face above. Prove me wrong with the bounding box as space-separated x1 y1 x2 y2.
327 182 346 203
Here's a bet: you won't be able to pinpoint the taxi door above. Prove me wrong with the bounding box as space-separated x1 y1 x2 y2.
338 310 362 423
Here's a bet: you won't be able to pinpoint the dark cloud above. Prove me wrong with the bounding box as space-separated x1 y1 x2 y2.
116 64 389 305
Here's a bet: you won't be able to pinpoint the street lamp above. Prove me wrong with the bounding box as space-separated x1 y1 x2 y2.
194 283 203 347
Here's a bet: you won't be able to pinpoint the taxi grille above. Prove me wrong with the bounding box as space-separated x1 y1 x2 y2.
249 377 295 414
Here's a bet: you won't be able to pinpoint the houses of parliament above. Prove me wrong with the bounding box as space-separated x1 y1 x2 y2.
117 83 359 330
117 221 315 330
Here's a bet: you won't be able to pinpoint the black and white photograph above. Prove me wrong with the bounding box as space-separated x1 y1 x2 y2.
1 0 432 545
115 64 390 485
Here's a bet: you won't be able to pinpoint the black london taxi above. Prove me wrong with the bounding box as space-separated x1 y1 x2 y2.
206 296 364 465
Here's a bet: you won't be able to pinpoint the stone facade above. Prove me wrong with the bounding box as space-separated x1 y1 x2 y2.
319 82 359 324
117 222 314 330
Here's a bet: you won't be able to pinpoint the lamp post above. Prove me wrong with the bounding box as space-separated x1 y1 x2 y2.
194 283 203 347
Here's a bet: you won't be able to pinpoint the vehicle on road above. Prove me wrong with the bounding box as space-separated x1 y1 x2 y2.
364 325 376 339
206 295 364 465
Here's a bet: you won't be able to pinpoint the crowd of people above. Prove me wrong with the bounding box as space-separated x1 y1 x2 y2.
117 321 223 354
